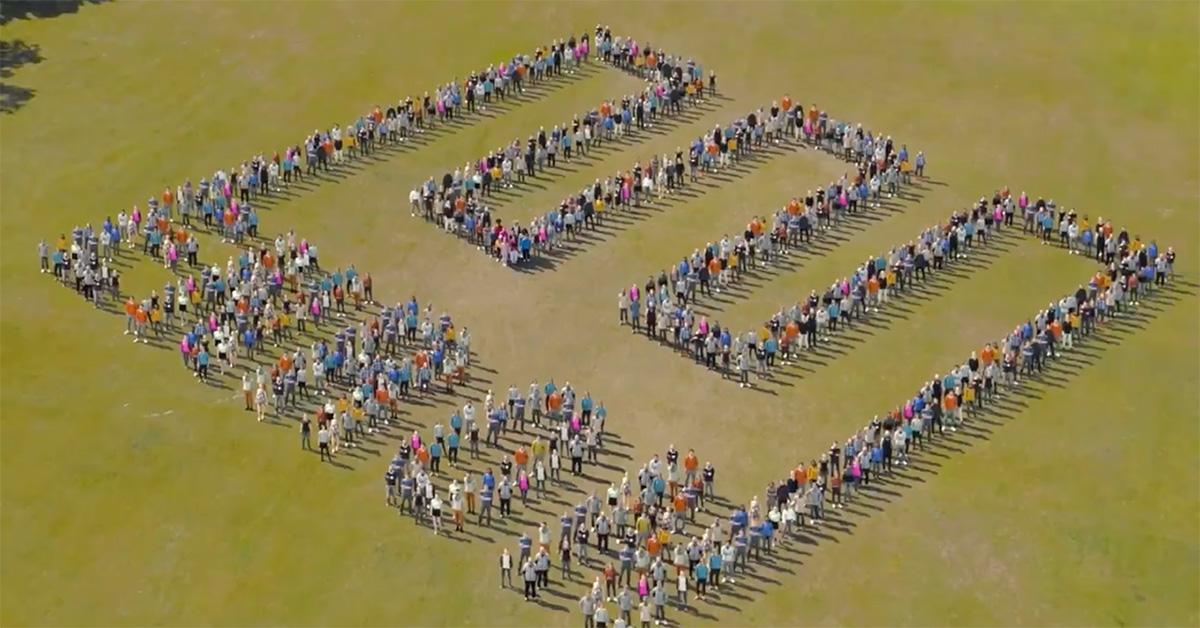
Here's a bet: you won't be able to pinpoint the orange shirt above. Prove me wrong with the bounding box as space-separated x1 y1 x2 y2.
707 258 720 274
683 453 698 472
673 493 687 513
124 299 137 316
943 393 958 410
514 448 529 466
548 392 562 411
646 536 661 556
134 307 148 324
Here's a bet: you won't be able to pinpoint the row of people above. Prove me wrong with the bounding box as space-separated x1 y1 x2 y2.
379 381 612 528
562 194 1176 622
457 95 906 269
38 27 611 305
412 35 711 213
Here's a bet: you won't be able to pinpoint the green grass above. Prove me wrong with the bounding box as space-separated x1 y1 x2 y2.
1 2 1197 626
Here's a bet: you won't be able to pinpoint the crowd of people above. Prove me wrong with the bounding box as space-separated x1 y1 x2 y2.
551 188 1178 625
30 18 1182 623
380 380 614 533
37 26 618 310
412 30 712 223
411 42 719 268
436 91 912 270
425 93 920 270
499 443 723 624
618 139 925 386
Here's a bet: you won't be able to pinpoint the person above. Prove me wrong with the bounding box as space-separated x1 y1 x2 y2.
561 535 573 580
500 548 514 589
651 581 667 624
595 604 610 628
522 557 538 600
580 592 596 628
430 492 444 535
317 424 331 462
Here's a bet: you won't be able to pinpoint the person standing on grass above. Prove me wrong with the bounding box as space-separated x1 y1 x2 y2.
318 424 332 462
501 548 514 589
523 557 538 600
580 591 596 628
430 492 444 536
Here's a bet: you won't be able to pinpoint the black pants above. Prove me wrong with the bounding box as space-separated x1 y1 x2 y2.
524 580 537 598
572 457 583 475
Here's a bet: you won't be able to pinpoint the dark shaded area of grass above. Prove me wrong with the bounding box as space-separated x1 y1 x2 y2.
1 0 110 113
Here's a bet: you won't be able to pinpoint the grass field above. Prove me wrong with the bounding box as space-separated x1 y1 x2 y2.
2 2 1198 626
